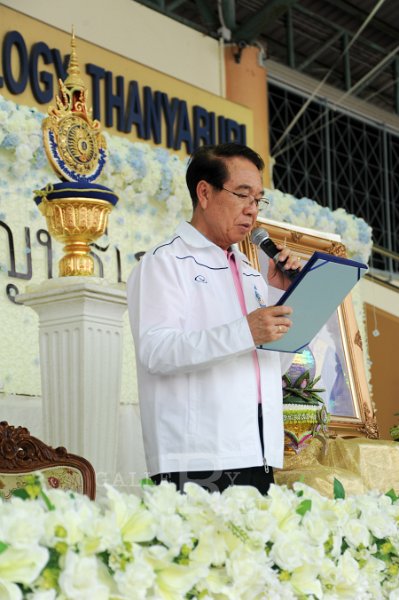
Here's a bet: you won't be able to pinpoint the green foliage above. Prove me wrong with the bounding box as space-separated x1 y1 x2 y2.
389 412 399 441
11 488 30 500
296 499 312 516
385 488 399 503
0 541 9 554
283 370 326 405
11 475 55 510
140 478 155 488
333 478 345 499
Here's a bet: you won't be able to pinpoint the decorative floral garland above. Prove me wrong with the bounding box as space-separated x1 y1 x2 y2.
1 476 398 599
0 94 372 262
0 93 373 399
260 189 372 265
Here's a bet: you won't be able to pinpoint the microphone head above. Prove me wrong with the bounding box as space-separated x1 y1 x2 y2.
250 227 270 246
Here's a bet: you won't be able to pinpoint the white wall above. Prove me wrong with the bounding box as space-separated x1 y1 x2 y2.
1 0 223 95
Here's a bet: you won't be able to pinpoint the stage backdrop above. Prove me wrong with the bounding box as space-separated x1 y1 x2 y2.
0 89 372 405
0 5 372 406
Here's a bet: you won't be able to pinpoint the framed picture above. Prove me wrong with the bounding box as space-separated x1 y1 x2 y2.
240 217 378 439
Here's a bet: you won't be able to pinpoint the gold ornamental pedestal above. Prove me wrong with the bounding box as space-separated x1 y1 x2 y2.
35 31 118 277
283 404 322 455
39 196 112 276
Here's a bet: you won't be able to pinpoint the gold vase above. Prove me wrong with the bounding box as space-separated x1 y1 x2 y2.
39 196 113 276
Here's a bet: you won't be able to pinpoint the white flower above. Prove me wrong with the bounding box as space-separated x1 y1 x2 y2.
344 518 371 548
142 480 183 516
104 484 157 543
225 546 276 598
359 555 387 599
301 510 330 545
289 565 323 598
113 545 155 599
265 484 302 533
0 546 49 586
73 509 122 556
320 551 364 596
0 580 22 600
58 550 113 600
43 492 99 547
152 560 207 600
155 514 192 555
195 565 229 596
190 526 228 567
270 527 323 572
0 498 45 547
355 493 399 539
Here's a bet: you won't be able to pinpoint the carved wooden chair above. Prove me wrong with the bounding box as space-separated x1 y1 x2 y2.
0 421 96 500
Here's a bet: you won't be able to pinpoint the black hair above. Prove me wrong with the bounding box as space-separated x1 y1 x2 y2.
185 143 264 209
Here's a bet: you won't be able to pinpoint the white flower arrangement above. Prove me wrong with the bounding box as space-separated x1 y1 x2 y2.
261 189 373 265
1 476 398 599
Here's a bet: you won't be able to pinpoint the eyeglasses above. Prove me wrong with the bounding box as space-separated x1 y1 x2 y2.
220 186 270 210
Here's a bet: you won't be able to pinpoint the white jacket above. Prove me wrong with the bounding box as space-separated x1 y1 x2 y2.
127 221 288 474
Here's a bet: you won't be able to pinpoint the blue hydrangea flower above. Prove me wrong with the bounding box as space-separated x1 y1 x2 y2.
2 133 20 149
110 152 123 171
335 218 348 234
33 147 48 169
157 163 173 201
127 146 147 178
154 148 170 164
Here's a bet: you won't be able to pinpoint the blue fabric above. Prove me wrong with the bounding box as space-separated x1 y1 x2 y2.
34 181 118 206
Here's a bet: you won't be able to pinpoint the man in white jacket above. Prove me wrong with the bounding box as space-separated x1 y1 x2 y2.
127 143 300 494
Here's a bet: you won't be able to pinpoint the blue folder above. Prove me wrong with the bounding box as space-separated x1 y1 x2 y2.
258 251 368 353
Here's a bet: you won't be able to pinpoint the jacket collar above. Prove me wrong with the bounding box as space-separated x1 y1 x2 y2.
176 221 215 248
176 221 247 262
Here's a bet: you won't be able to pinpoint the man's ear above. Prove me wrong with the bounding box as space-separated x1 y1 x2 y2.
196 180 211 209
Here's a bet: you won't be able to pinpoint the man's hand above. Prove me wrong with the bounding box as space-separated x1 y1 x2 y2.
274 244 302 272
247 305 293 346
267 245 302 291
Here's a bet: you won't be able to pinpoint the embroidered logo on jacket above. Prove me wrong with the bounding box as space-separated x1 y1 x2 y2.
254 285 266 307
195 275 207 283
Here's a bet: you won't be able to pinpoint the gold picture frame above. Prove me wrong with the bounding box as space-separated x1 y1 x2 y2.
240 217 378 440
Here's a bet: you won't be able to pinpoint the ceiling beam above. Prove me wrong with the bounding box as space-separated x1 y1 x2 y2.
296 5 392 57
232 0 299 43
322 0 399 43
352 51 397 96
194 0 218 30
168 0 186 10
298 30 342 72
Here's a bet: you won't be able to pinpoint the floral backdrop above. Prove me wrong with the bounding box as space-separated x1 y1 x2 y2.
0 94 372 402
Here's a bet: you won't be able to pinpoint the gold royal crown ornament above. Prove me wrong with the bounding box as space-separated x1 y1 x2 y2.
34 30 118 277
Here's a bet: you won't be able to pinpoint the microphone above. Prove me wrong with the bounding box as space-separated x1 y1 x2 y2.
250 227 301 281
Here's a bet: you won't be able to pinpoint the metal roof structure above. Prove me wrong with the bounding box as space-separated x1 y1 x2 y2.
135 0 399 115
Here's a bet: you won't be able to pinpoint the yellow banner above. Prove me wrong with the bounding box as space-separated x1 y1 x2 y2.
0 6 253 157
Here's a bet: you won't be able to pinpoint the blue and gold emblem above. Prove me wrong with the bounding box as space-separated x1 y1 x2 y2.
42 31 106 183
